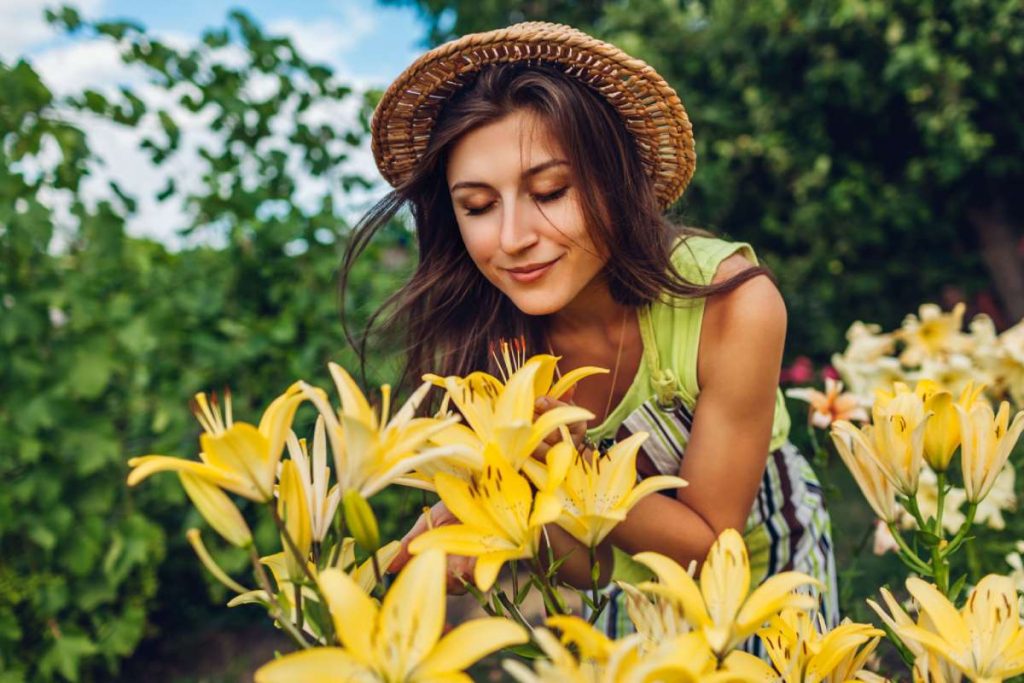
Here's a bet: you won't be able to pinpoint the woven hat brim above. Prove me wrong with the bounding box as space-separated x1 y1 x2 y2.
371 21 695 210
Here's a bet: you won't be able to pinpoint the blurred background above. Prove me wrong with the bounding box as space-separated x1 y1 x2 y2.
1 0 1021 680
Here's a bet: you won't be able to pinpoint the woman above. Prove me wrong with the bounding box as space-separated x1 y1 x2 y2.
346 22 838 651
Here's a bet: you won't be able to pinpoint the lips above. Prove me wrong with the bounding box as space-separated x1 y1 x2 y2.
504 257 560 283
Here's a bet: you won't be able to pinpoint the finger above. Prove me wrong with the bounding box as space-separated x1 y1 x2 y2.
531 440 550 462
388 511 432 573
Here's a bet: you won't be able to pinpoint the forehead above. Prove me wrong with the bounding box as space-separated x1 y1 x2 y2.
445 110 566 184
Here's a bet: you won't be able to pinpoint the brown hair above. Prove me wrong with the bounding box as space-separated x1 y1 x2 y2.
341 62 777 392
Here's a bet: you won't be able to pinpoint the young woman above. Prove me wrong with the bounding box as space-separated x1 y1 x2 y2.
345 22 838 651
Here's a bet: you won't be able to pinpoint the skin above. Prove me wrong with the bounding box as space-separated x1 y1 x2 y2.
390 109 787 592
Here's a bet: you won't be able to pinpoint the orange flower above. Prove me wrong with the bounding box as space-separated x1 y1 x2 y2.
786 377 869 429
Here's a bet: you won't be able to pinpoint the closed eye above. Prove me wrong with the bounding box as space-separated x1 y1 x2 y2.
463 186 570 217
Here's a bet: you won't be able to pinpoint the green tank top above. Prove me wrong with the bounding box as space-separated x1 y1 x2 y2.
585 234 792 450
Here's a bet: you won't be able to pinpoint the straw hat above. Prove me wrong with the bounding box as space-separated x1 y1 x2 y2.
371 21 695 210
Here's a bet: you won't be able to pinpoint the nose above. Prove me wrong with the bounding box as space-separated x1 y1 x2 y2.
498 195 540 255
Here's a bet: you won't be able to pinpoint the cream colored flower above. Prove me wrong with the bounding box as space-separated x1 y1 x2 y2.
869 382 931 496
284 418 340 542
955 398 1024 503
897 302 971 367
830 421 899 523
974 464 1017 530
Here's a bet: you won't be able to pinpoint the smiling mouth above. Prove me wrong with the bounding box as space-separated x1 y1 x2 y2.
507 258 559 273
504 257 560 282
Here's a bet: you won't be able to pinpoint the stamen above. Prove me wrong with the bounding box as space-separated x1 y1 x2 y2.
380 385 392 427
224 387 233 428
192 392 219 434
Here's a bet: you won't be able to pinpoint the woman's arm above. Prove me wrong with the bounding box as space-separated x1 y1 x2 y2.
606 266 788 568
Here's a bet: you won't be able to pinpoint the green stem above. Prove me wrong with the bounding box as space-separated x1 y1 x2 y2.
940 502 978 561
269 503 336 644
904 492 928 532
249 547 311 650
588 544 600 619
886 522 933 576
932 472 949 594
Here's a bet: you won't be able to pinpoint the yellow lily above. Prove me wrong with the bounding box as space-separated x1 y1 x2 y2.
284 419 341 542
128 385 307 501
408 443 565 590
634 528 821 657
254 549 528 683
299 362 477 498
867 587 963 683
898 575 1024 682
830 421 899 523
179 472 253 548
974 464 1016 530
868 382 931 496
426 339 609 403
913 380 961 472
758 608 883 683
954 398 1024 503
427 355 595 470
545 433 687 548
277 459 313 582
618 580 692 648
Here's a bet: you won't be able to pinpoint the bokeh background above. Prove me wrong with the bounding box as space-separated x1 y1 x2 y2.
2 0 1022 680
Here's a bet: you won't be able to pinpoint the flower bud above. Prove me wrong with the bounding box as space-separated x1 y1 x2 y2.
343 489 380 553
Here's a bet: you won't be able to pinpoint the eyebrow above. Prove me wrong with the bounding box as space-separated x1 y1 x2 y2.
449 159 569 193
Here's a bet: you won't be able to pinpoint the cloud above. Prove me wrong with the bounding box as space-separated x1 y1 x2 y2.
0 0 104 62
267 2 376 68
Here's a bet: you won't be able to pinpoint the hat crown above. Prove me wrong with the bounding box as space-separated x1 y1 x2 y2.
371 21 695 210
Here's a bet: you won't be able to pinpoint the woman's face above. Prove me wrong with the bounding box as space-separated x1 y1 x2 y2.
446 109 607 317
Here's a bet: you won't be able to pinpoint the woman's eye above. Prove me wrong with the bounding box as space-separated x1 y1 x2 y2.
461 187 568 217
464 203 493 216
536 186 569 203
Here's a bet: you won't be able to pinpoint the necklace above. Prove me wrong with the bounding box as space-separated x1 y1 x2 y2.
548 306 630 425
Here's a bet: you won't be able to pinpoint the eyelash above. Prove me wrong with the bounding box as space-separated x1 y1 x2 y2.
463 186 570 217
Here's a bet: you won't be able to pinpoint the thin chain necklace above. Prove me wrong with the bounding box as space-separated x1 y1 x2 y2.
548 306 630 424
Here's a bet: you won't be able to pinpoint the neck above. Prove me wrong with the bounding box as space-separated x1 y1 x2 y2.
545 274 631 343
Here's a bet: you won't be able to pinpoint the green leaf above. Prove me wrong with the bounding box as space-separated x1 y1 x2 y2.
38 635 99 682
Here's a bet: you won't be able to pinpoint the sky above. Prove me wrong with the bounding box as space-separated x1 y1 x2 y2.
2 0 438 249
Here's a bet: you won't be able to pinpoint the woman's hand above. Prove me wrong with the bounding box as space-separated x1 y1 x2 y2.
388 501 477 594
532 386 589 461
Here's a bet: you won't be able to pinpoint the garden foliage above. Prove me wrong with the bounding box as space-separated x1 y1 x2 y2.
0 9 411 681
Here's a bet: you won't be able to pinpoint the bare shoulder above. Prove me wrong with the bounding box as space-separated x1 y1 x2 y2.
697 252 787 389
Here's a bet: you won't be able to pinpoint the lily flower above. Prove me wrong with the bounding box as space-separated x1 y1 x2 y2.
128 386 307 501
284 418 340 543
830 421 899 523
634 528 820 657
299 362 476 498
179 472 253 548
544 433 687 548
253 549 528 683
503 616 724 683
408 443 565 590
897 302 970 366
276 459 312 582
974 464 1016 530
897 575 1024 682
618 581 692 648
786 377 869 429
954 398 1024 504
868 382 931 496
427 356 595 471
758 608 884 683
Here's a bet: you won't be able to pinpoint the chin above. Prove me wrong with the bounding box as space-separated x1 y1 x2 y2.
504 291 568 316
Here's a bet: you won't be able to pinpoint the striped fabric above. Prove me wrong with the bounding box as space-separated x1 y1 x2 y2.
587 396 839 658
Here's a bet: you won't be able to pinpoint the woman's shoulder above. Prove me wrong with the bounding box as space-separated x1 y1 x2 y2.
668 233 760 287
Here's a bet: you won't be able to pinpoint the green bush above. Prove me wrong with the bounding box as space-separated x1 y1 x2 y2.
0 9 412 680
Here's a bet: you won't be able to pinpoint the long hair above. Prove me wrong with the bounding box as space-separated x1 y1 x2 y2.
341 61 777 393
